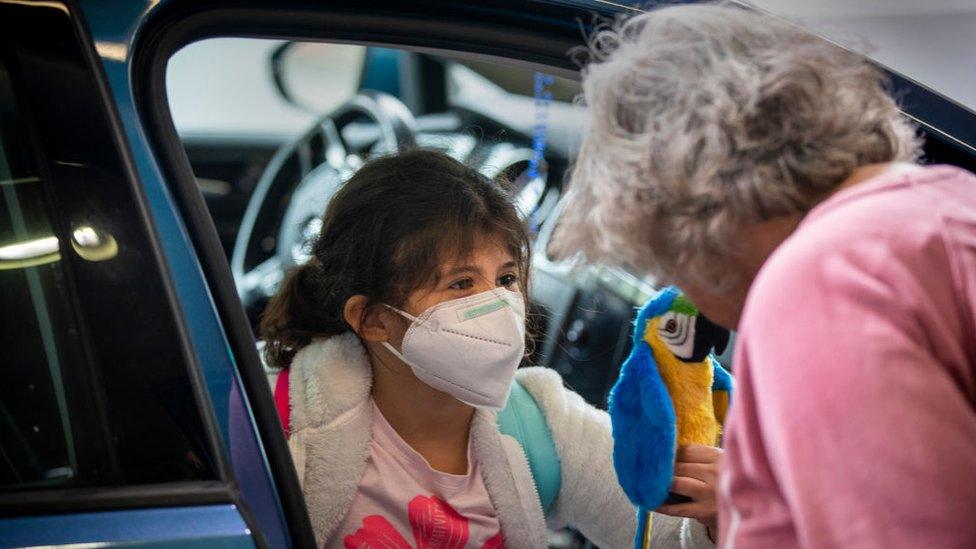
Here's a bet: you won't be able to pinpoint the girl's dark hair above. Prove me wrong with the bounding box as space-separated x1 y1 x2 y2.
260 149 531 369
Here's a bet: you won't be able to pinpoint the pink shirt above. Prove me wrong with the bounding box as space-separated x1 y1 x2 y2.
330 401 504 549
719 165 976 548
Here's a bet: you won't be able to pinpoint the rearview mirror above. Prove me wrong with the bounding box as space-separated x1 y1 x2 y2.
270 41 367 113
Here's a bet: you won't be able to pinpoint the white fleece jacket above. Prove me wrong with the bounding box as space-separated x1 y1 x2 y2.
270 332 714 549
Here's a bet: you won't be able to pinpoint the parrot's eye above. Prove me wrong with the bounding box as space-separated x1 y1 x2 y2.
658 311 696 360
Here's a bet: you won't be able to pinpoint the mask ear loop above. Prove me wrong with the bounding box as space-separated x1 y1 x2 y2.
380 341 411 365
378 304 433 369
384 304 419 323
384 304 440 331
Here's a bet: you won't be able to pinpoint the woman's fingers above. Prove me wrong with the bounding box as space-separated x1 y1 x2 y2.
673 462 716 484
676 444 722 464
666 445 722 531
675 445 721 485
659 476 718 527
669 475 711 501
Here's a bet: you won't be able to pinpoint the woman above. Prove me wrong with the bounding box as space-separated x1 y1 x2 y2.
553 3 976 547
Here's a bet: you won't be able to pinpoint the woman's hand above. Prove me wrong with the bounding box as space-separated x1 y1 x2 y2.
657 445 722 536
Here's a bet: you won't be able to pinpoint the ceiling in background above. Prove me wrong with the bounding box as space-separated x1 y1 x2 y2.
746 0 976 112
748 0 976 19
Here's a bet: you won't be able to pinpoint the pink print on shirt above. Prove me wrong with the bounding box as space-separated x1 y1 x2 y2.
344 495 504 549
332 401 503 548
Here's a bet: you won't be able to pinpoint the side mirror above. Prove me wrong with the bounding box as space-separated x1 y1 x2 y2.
270 41 367 113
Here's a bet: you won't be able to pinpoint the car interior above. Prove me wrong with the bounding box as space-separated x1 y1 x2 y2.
167 38 698 412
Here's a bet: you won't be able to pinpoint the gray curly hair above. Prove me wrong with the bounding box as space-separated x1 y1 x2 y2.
551 2 921 291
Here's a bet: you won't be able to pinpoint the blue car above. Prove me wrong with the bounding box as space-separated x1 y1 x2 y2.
1 1 974 548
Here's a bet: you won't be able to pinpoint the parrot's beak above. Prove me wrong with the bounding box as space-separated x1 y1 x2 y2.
683 314 730 363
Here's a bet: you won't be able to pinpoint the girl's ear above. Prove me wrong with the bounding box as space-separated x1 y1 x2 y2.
344 295 389 342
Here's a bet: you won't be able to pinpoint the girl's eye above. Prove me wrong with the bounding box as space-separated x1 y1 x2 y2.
498 273 518 288
449 278 474 291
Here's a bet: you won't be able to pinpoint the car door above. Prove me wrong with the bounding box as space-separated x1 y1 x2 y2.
0 2 291 548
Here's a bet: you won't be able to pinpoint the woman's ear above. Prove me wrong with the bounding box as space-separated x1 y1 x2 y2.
344 295 389 342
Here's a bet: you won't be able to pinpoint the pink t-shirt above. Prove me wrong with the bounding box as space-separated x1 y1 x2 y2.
329 401 504 549
719 165 976 548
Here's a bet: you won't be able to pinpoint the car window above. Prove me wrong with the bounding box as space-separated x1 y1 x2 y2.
0 5 217 494
166 38 575 280
167 38 364 138
447 57 581 103
0 78 81 488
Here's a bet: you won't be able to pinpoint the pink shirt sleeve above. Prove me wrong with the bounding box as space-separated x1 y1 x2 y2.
719 167 976 549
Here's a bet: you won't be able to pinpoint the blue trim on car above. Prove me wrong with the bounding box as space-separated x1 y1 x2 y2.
0 505 254 548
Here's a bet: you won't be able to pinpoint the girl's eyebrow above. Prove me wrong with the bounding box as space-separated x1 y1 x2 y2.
440 260 515 281
440 265 480 279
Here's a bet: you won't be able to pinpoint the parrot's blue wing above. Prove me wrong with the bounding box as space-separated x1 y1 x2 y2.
710 357 733 394
609 290 679 511
710 357 733 426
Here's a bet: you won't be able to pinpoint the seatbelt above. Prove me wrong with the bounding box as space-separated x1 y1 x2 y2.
273 372 562 516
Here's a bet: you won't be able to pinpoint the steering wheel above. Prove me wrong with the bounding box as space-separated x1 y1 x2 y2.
231 91 417 310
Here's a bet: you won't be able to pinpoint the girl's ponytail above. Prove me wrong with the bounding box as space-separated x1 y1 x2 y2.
260 260 347 369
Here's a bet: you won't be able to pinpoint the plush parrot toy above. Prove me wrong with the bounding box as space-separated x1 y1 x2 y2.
609 286 733 548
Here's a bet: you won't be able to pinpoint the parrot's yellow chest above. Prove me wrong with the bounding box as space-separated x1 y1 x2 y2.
645 318 721 446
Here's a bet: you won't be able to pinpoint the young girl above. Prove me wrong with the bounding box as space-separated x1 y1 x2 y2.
261 150 716 548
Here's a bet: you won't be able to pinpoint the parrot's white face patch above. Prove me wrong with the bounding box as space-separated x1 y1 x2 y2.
658 311 695 360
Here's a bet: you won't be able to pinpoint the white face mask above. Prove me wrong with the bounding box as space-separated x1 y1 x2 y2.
381 288 526 410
